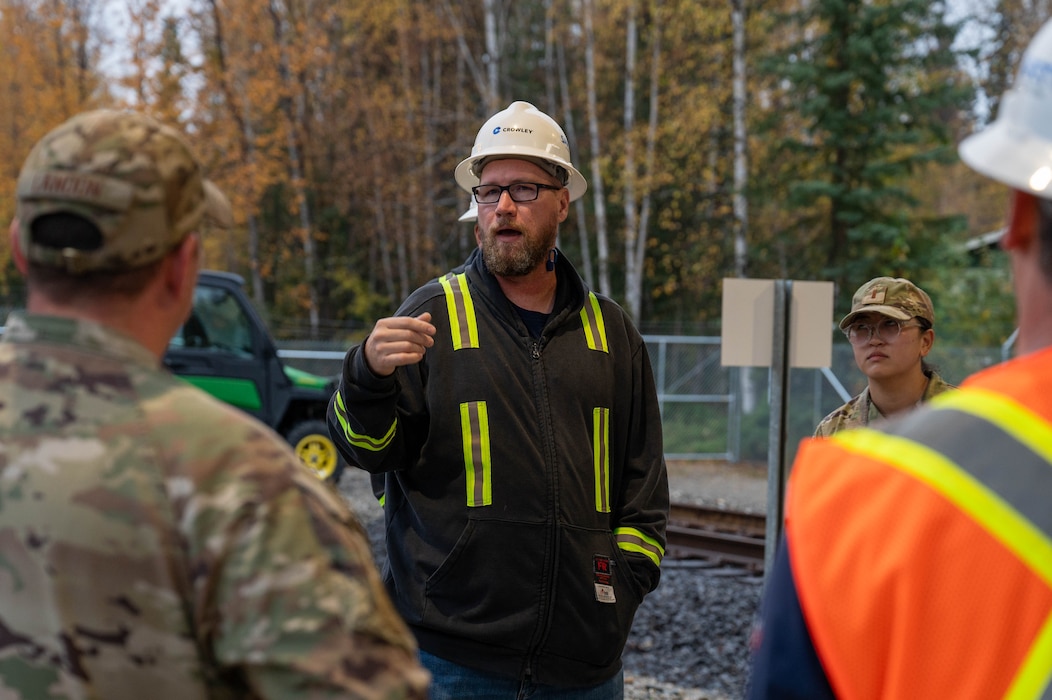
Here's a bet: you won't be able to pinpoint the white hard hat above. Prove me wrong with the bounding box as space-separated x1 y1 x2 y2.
458 200 477 222
959 20 1052 196
455 101 588 202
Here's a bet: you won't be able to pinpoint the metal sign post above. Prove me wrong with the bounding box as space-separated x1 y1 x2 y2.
765 280 791 576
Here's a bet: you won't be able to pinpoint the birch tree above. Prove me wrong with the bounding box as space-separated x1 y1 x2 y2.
731 0 748 278
556 39 594 288
622 0 662 321
583 0 612 296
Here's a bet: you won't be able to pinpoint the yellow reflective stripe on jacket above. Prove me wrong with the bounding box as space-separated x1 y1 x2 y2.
460 401 492 507
334 391 397 452
833 389 1052 700
441 272 479 350
615 527 664 567
593 407 611 513
580 292 608 353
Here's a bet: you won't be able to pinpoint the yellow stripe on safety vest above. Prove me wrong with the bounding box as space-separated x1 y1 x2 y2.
580 292 609 353
460 401 492 507
1008 611 1052 700
615 527 665 567
931 387 1052 468
593 407 611 513
930 388 1052 700
832 428 1052 589
440 273 479 350
334 391 397 452
834 405 1052 700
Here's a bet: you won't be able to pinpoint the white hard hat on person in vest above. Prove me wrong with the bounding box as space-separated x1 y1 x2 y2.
959 20 1052 196
454 101 588 202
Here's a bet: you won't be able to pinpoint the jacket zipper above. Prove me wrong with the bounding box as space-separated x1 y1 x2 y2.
523 336 561 683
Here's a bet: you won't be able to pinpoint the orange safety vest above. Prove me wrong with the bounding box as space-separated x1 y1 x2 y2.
786 351 1052 699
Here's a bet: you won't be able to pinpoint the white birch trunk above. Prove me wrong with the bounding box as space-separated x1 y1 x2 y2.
635 4 661 321
583 0 611 296
623 1 641 319
732 0 748 278
484 0 499 112
556 40 594 288
731 0 756 414
439 0 491 107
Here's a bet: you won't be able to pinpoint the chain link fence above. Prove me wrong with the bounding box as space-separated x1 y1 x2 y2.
276 335 1007 465
639 336 1006 465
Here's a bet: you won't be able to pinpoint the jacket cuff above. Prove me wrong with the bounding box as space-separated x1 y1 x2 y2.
346 343 396 393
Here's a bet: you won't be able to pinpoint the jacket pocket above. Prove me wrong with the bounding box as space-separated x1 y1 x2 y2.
543 525 644 667
421 518 547 653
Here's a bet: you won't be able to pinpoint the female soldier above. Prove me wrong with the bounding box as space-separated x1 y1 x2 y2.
815 277 954 436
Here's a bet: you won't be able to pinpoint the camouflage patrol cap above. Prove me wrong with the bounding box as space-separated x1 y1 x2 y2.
16 109 233 274
838 277 935 330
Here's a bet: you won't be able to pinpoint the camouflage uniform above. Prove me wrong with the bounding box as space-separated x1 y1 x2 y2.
0 110 429 699
0 312 429 699
813 370 956 437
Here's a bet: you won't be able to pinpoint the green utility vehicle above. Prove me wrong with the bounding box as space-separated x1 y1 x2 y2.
164 270 346 484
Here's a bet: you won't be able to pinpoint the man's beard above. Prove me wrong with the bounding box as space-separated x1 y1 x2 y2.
480 225 556 277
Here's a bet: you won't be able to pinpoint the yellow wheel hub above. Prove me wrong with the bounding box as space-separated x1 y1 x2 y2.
294 433 339 481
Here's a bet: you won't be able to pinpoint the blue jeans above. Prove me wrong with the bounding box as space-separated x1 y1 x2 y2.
420 650 624 700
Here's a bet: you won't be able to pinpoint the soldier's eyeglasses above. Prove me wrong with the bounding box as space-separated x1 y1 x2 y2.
844 318 922 345
472 182 562 204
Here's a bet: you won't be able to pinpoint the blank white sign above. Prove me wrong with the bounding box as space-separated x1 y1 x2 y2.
720 278 834 368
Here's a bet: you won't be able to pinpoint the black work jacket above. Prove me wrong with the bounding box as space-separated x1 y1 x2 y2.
328 249 669 687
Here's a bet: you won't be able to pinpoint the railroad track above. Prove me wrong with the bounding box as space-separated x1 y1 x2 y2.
666 502 766 571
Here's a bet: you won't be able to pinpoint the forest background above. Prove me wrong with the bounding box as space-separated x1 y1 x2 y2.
0 0 1048 346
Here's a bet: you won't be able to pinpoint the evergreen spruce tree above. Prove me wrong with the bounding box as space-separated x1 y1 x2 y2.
758 0 974 293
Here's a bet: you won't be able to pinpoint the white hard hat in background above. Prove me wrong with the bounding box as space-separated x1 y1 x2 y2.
458 200 477 222
455 101 588 202
959 20 1052 196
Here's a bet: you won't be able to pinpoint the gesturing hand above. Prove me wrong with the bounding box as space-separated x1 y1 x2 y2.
363 313 436 377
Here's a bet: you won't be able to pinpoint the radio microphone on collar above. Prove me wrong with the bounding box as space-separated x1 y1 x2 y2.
546 248 558 272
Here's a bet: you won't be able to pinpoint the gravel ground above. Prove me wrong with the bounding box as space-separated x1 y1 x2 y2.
337 460 770 700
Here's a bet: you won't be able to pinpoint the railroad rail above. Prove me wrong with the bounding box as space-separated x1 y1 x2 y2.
666 502 766 571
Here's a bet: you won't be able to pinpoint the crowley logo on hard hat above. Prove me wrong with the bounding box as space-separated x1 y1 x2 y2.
492 127 534 135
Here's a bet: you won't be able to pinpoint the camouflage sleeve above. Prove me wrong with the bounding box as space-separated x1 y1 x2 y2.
168 395 429 699
813 393 865 438
924 371 957 399
813 414 833 437
814 408 844 437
